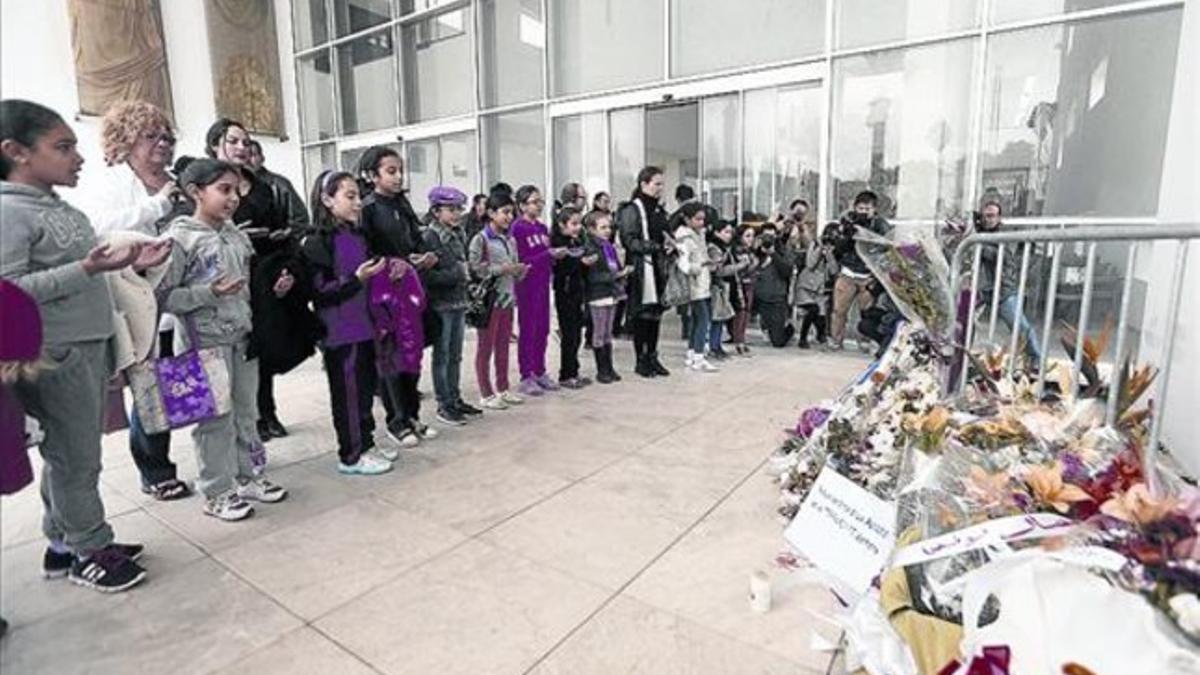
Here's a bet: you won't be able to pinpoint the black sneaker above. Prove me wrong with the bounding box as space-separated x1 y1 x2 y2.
437 407 468 426
257 419 276 442
44 542 142 579
454 400 483 417
68 548 147 593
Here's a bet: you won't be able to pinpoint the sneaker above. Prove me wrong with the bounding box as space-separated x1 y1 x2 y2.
500 390 525 405
535 374 560 391
44 542 144 579
684 351 696 368
204 492 254 521
236 478 288 503
414 422 439 440
338 454 393 476
690 356 719 373
437 407 468 425
559 377 585 390
577 376 593 387
393 428 420 448
480 395 509 410
68 548 147 593
455 400 483 417
517 379 545 397
375 444 401 462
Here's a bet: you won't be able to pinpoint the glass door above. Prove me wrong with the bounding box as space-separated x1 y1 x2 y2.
645 101 699 207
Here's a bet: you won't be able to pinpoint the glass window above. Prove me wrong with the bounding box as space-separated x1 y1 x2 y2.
836 0 980 50
293 0 329 50
646 104 699 206
743 83 822 222
302 143 337 191
991 0 1135 25
398 0 461 15
440 131 478 193
406 139 440 213
671 0 824 78
482 107 545 190
336 30 399 135
701 95 739 222
608 107 645 199
400 6 475 122
550 0 664 96
552 112 607 199
333 0 390 37
297 50 337 142
979 9 1182 217
479 0 545 108
340 146 368 173
830 38 978 219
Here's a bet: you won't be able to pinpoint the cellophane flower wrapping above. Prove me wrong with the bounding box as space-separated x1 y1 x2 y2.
856 226 955 341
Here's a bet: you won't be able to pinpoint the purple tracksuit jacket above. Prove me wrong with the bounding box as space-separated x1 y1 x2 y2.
368 262 427 376
512 217 552 380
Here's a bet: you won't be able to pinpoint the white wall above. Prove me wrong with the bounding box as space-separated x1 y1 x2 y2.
1147 0 1200 474
0 0 303 198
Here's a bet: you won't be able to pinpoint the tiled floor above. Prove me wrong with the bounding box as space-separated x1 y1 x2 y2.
1 326 869 675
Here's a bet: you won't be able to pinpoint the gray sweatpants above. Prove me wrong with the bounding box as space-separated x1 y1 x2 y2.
14 340 114 555
191 341 261 499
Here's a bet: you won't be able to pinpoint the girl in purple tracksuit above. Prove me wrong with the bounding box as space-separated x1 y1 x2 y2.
367 258 436 449
511 185 569 396
300 170 394 476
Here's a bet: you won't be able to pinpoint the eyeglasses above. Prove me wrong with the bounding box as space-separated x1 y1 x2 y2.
142 131 176 145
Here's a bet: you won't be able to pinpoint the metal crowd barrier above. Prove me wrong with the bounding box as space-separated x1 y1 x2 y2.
946 223 1200 485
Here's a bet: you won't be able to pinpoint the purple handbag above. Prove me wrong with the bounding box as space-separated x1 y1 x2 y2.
126 317 231 435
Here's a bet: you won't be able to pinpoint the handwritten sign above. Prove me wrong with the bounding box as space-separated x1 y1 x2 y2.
784 467 896 594
889 513 1075 569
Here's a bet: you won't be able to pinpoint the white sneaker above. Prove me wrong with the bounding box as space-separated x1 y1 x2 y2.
204 492 254 521
499 390 524 405
691 356 719 372
480 395 509 410
338 454 393 476
235 478 288 503
376 444 401 462
684 350 696 368
415 422 439 440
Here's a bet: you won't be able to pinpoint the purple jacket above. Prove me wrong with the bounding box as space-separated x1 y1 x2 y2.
512 218 553 296
368 260 427 376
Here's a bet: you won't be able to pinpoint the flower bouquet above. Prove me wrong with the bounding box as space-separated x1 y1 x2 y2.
857 227 955 341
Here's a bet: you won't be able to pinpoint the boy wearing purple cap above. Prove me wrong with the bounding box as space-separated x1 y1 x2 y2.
421 186 482 425
511 185 568 396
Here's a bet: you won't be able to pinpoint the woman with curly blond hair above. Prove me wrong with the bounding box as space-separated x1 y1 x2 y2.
75 100 192 502
77 100 180 236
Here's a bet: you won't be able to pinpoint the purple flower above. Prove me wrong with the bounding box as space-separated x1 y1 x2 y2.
1060 452 1088 483
897 243 923 261
795 407 831 438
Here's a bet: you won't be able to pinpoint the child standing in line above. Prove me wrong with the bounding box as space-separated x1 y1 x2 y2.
159 158 291 520
1 100 152 591
674 203 719 373
706 221 744 361
301 170 394 476
421 186 483 426
583 210 629 384
730 225 759 356
511 185 568 396
469 192 528 410
550 206 592 389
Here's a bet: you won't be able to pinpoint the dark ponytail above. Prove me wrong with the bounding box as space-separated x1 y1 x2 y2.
0 100 65 179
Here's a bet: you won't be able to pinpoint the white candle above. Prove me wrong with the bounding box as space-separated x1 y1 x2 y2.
749 570 772 613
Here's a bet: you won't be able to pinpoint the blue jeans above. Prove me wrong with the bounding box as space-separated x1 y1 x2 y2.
709 319 726 353
998 294 1042 364
433 308 466 409
689 299 712 354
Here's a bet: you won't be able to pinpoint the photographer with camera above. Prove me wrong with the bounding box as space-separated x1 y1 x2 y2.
752 226 796 347
829 190 891 351
975 200 1042 367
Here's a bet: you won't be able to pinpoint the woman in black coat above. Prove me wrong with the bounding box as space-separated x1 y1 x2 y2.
615 166 672 378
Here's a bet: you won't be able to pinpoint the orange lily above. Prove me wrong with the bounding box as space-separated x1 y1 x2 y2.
1099 483 1178 526
1025 463 1092 513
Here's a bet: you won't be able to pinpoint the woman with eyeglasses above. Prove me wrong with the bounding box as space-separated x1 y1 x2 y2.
72 101 191 503
205 118 320 445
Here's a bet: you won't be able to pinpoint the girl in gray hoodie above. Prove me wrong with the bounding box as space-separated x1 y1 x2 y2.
158 158 292 521
1 100 161 593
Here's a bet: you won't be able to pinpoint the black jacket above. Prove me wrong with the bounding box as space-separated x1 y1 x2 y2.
361 191 427 258
257 168 310 231
551 230 587 307
754 249 795 304
832 211 891 275
249 247 322 374
420 222 470 312
582 237 620 303
616 193 670 317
